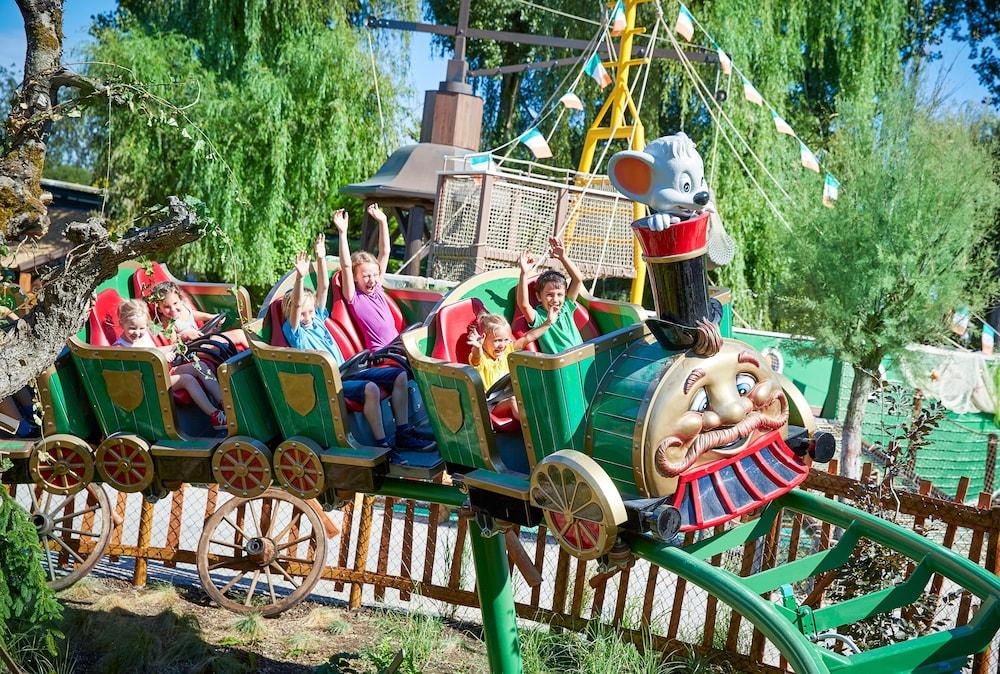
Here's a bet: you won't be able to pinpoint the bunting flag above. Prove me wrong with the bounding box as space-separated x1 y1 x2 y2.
519 128 553 159
584 53 613 89
822 173 840 207
951 306 970 337
771 110 794 136
559 92 584 110
610 0 627 37
799 142 820 173
674 4 695 41
983 323 995 355
742 76 763 105
717 47 732 76
466 153 494 171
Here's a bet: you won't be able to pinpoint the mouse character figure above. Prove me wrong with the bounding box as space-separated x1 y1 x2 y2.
608 132 711 230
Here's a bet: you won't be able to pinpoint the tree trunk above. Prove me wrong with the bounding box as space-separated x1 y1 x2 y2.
2 0 65 241
841 362 877 480
0 198 201 398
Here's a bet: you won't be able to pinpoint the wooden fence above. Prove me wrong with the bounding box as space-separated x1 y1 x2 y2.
10 460 1000 673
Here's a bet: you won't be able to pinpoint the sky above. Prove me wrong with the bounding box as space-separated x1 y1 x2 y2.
0 1 992 127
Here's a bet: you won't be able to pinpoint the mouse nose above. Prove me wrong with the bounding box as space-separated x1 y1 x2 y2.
694 190 710 206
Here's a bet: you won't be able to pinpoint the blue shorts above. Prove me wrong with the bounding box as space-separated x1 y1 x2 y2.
341 367 404 404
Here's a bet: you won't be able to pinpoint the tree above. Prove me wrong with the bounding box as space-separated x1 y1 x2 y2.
424 0 916 325
81 0 417 293
776 86 1000 479
1 0 204 400
920 0 1000 106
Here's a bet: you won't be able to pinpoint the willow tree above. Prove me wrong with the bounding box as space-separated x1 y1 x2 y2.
425 0 917 324
1 0 203 399
778 89 999 479
84 0 416 291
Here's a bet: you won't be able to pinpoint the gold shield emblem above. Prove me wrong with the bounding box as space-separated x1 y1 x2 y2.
102 370 145 412
431 385 464 434
279 372 317 416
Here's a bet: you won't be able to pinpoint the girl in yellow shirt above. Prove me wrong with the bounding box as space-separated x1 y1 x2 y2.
467 310 556 420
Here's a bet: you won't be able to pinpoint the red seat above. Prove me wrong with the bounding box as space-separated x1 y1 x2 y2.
330 271 406 352
132 262 172 300
430 298 519 433
88 288 196 405
265 298 383 413
88 289 125 346
431 298 486 364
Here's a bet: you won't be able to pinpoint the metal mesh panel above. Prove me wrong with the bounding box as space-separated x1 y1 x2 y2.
428 171 637 282
562 191 634 278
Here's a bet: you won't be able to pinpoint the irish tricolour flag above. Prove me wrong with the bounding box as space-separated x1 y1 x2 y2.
822 173 840 207
772 110 794 136
519 128 553 159
610 1 627 36
717 47 732 76
800 142 820 173
742 76 763 106
584 53 612 89
674 4 695 41
559 92 584 110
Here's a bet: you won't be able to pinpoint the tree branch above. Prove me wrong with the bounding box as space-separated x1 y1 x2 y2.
0 197 202 398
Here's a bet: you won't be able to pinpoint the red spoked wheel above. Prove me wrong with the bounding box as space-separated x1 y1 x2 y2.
529 450 627 561
30 435 94 495
212 436 273 498
273 437 325 500
95 434 155 493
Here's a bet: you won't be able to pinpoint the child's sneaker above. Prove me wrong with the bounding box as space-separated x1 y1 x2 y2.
210 409 227 430
394 428 435 452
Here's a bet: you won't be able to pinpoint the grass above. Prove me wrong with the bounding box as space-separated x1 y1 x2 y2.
360 608 454 674
221 612 266 646
285 631 325 657
303 607 350 636
519 622 739 674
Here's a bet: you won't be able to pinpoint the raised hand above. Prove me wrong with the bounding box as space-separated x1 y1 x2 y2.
545 304 560 325
314 232 327 259
367 202 388 225
518 251 539 274
293 250 310 277
548 236 566 260
467 326 483 350
332 209 349 234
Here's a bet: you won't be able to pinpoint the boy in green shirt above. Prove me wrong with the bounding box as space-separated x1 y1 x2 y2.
516 236 586 354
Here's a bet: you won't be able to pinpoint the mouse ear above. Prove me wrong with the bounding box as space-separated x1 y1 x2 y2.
608 150 655 204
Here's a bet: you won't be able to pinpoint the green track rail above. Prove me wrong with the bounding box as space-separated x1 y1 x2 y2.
629 489 1000 674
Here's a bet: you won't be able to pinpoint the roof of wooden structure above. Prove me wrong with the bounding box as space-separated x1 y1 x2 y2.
340 143 472 207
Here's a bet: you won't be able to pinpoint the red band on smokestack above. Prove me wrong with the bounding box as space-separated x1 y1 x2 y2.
633 211 710 260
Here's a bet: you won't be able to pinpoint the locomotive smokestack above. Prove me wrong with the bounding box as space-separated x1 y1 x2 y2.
633 211 714 329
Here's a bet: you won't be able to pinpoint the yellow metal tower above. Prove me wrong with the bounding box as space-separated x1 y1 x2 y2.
576 0 649 305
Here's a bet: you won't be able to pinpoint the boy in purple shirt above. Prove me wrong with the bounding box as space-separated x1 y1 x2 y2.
336 204 401 350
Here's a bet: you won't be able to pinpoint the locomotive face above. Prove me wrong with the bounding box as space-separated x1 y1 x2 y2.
641 339 788 496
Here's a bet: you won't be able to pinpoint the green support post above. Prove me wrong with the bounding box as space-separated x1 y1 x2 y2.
468 521 523 674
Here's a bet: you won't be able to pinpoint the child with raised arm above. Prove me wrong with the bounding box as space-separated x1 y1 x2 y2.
115 300 227 430
338 203 400 350
516 235 586 354
467 311 556 421
284 231 432 451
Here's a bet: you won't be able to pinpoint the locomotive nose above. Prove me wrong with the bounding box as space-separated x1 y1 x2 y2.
694 190 710 206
